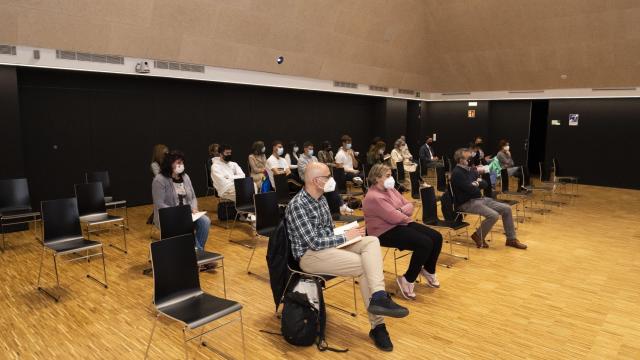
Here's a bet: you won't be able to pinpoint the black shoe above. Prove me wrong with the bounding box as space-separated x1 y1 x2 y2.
369 324 393 352
368 293 409 318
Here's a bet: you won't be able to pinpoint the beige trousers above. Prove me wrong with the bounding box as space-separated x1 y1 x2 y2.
299 236 385 328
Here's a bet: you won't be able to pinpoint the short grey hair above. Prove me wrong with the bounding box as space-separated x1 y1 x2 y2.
367 163 391 186
453 148 468 164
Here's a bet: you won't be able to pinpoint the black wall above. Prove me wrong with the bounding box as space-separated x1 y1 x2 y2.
372 98 407 147
16 67 378 206
546 98 640 189
0 66 24 178
488 101 532 167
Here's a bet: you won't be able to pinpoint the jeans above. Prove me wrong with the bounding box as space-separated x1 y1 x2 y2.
194 215 211 250
459 197 516 240
378 222 443 282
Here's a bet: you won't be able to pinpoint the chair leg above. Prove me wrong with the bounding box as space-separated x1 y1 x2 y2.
239 311 248 359
351 277 358 316
221 259 227 299
144 314 160 360
36 246 46 287
227 213 239 241
1 224 5 252
86 246 108 289
246 238 257 274
37 251 61 302
182 327 189 359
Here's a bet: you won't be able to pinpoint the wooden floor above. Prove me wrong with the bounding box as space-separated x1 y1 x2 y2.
1 184 640 359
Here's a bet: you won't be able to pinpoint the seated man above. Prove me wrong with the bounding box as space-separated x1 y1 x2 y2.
211 144 246 203
285 162 409 352
334 134 364 186
297 141 318 180
418 136 442 171
266 140 301 191
450 148 527 250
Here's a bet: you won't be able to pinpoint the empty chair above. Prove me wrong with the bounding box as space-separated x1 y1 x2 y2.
246 191 280 274
74 182 127 253
145 233 245 360
421 186 470 260
159 205 226 297
37 198 107 302
273 173 292 206
552 157 579 195
86 170 128 228
324 190 363 223
227 177 256 247
0 178 41 251
499 168 530 222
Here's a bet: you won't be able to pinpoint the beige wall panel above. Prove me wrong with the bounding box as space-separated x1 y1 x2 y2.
0 4 20 44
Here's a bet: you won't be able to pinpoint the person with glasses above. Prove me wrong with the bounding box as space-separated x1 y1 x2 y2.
285 162 409 352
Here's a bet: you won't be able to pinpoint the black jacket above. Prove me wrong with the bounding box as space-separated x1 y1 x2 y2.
267 220 298 311
450 165 482 208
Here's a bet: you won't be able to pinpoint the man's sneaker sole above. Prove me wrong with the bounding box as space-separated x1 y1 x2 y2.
367 305 409 318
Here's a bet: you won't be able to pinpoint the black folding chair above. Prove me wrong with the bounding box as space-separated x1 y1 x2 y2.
498 168 530 223
37 198 107 302
279 221 358 317
85 171 128 225
247 191 280 275
421 186 470 260
145 233 245 360
75 182 127 254
227 177 256 247
159 205 226 297
552 157 579 195
273 173 292 206
0 178 41 251
325 190 363 223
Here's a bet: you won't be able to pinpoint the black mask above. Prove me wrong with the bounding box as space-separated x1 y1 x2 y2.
223 154 232 162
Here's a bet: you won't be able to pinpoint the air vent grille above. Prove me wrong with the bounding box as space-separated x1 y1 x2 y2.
397 88 416 95
0 45 17 55
369 85 389 92
508 90 544 94
333 81 358 89
55 50 124 64
591 87 637 91
154 60 205 73
441 92 471 96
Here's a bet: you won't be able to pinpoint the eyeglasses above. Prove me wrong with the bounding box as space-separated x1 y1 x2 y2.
315 175 332 181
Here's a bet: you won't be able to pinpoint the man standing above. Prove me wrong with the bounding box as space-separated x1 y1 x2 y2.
285 162 409 352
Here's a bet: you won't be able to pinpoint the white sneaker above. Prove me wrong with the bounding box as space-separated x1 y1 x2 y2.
352 177 364 186
420 268 440 288
395 276 416 300
247 214 256 222
340 204 354 214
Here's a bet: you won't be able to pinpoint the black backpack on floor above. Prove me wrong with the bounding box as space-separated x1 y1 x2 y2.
280 278 347 352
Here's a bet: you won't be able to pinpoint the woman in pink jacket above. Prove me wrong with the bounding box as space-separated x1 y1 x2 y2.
362 164 443 299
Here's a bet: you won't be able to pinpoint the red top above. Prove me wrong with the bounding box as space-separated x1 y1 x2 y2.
362 185 414 237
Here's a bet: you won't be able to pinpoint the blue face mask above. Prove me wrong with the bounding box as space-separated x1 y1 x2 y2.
277 147 284 156
345 143 352 150
307 149 314 156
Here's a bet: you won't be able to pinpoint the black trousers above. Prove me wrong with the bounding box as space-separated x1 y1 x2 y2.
378 222 443 282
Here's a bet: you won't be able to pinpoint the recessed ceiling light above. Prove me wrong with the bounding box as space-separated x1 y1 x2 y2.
560 74 568 80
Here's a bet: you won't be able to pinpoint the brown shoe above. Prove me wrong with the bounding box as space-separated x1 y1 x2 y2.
506 239 527 249
471 233 484 248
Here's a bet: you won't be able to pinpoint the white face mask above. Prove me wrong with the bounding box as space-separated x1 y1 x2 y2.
293 146 299 153
277 147 284 156
307 149 314 156
322 177 336 193
175 164 185 174
383 176 395 189
504 145 510 151
471 151 477 157
378 149 384 155
345 143 352 150
261 146 266 153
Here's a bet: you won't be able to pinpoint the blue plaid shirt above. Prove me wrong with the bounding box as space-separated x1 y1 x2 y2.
285 189 346 260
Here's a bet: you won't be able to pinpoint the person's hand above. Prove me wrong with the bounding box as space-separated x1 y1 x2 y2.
484 156 492 161
400 203 413 214
285 168 291 176
345 226 366 241
472 181 479 187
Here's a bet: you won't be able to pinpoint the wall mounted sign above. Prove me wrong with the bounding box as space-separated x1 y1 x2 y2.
569 114 579 126
468 109 476 118
551 119 561 126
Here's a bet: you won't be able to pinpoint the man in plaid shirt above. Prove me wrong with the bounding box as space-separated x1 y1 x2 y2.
285 162 409 352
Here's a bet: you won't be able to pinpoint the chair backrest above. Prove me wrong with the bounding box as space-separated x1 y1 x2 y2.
234 177 255 208
420 186 439 224
41 198 83 243
85 171 111 197
159 205 194 239
396 162 405 182
150 233 201 308
254 191 280 232
436 166 447 192
274 174 289 201
501 168 510 192
0 178 32 211
332 167 347 194
552 158 564 177
205 160 214 190
539 162 551 182
74 182 107 216
323 190 342 214
409 166 421 191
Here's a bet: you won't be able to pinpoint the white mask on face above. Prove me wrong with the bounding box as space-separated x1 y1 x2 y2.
307 149 314 156
322 177 336 193
261 147 266 153
345 143 352 150
504 145 510 151
378 149 384 155
277 147 284 156
383 176 395 189
175 164 185 174
293 146 299 153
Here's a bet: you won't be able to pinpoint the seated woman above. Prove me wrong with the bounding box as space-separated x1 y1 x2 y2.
284 140 302 183
362 164 443 300
248 140 267 191
391 138 417 173
317 140 336 168
152 150 213 270
367 141 387 167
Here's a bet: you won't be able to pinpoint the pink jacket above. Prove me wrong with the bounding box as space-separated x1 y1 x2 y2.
362 186 414 237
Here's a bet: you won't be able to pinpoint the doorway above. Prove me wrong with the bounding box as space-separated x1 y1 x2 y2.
527 100 549 174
